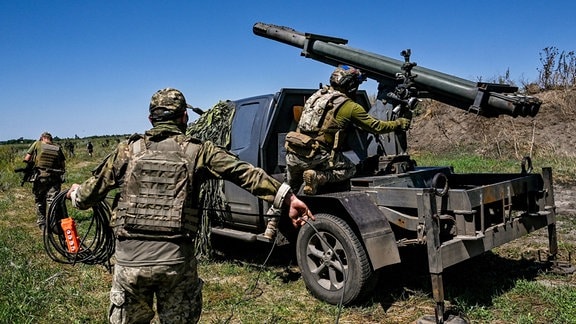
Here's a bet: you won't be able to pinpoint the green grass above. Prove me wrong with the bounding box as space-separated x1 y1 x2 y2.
482 279 576 324
1 140 576 323
413 152 520 173
413 151 576 184
0 192 109 323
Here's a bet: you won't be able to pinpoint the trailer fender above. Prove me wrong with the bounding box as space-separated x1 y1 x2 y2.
301 191 401 270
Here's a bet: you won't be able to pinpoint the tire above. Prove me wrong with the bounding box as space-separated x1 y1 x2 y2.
296 213 377 305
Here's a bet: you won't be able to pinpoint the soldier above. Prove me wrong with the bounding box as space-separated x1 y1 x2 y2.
23 132 66 229
86 141 94 157
64 140 75 157
66 88 313 323
285 65 411 195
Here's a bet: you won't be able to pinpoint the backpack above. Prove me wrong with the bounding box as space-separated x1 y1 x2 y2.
298 86 349 135
115 136 200 236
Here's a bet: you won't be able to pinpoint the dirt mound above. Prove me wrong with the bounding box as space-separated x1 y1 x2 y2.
408 89 576 159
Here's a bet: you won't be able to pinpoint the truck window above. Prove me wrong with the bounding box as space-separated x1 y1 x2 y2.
230 102 259 151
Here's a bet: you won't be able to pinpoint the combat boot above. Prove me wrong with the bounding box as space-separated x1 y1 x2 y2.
36 205 46 231
263 217 279 240
303 170 327 195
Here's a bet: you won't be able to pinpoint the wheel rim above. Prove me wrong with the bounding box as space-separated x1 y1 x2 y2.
305 231 348 290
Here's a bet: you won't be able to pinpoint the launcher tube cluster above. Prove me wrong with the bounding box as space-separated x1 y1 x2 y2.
253 22 540 118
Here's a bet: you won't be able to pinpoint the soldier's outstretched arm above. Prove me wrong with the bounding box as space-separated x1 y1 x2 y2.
198 141 314 226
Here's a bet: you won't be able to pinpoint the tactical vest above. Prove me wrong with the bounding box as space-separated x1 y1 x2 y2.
115 136 201 239
297 86 349 146
35 143 64 176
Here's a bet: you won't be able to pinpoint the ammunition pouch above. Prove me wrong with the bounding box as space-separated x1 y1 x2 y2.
285 131 323 158
332 130 344 152
37 168 52 178
37 167 65 180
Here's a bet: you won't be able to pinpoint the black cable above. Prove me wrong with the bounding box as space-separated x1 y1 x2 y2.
43 190 115 271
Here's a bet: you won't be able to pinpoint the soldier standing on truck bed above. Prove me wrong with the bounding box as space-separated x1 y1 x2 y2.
65 88 314 323
285 65 411 195
23 132 66 229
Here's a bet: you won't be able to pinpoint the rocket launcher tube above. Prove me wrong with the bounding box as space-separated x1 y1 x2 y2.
253 22 540 118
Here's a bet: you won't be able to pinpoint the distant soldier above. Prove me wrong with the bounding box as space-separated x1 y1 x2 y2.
86 141 93 157
23 132 66 229
65 141 75 157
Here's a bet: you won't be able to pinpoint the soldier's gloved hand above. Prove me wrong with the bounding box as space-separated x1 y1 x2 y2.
66 183 80 199
395 118 411 131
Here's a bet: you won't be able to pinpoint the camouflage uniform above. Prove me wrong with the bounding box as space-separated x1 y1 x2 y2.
25 136 66 227
110 261 202 323
286 82 408 193
87 141 93 157
70 88 285 324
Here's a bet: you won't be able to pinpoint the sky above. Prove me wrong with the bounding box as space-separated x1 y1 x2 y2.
1 1 575 141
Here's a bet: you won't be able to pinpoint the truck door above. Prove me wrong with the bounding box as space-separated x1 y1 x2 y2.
225 96 273 231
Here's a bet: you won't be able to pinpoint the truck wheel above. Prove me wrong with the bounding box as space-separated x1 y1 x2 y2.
296 213 376 305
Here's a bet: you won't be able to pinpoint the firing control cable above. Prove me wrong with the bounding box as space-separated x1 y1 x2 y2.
43 190 115 271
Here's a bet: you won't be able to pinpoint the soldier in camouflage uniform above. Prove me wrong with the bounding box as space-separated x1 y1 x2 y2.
86 141 94 157
66 88 313 324
285 65 411 195
23 132 66 229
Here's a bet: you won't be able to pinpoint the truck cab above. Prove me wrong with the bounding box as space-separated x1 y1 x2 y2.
212 88 372 237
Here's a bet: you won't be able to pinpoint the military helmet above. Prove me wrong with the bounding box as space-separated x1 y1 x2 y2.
149 88 191 121
41 132 53 140
329 65 366 93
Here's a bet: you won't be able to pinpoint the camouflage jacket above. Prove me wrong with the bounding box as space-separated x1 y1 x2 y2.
300 88 401 147
73 123 282 211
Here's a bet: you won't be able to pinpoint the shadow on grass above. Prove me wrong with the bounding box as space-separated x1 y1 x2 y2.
370 246 550 312
208 235 298 266
206 234 553 316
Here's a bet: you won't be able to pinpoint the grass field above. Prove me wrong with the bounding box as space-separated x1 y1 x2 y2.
1 140 575 323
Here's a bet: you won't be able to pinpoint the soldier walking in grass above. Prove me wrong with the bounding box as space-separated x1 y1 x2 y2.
86 141 93 157
65 140 75 157
23 132 66 229
66 88 313 323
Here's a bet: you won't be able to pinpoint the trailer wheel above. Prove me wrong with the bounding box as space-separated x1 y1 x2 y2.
296 213 377 305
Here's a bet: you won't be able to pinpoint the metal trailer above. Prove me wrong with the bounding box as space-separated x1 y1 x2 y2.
293 163 556 323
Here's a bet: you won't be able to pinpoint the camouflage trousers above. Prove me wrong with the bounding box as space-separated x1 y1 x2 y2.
109 259 203 324
285 150 356 191
32 176 61 227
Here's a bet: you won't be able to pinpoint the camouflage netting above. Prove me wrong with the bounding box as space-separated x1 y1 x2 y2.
186 100 236 259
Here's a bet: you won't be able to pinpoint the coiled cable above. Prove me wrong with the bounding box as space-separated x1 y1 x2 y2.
43 190 115 270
